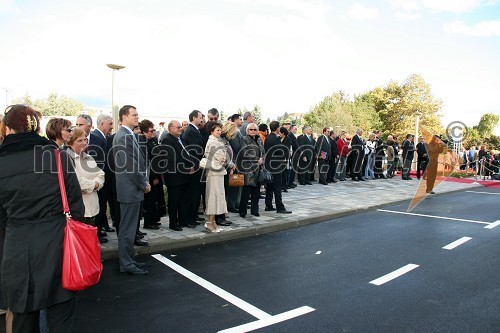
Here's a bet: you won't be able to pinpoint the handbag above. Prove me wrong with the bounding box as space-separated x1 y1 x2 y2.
55 150 103 291
228 173 244 187
199 157 208 169
258 168 273 184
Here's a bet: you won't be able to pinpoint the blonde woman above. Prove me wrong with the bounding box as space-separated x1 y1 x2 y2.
217 122 238 226
66 128 105 226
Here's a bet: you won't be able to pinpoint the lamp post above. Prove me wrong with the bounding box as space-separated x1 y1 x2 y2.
2 88 10 108
106 64 126 133
414 110 422 171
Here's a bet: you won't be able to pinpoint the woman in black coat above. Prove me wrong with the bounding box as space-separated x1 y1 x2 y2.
237 123 265 218
0 105 84 332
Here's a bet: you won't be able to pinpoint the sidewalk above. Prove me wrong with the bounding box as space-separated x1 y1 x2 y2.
100 177 485 260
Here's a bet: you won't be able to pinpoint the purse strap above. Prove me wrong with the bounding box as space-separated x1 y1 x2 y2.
54 149 72 218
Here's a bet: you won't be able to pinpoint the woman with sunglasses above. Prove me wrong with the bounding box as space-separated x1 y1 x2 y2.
0 105 84 332
45 117 73 148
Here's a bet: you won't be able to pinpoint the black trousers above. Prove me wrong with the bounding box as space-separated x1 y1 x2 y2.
12 298 77 333
298 158 311 184
142 190 159 228
265 173 285 210
95 187 108 232
327 157 338 181
417 156 429 179
186 171 202 224
239 185 260 215
167 184 188 227
317 158 329 183
402 158 413 178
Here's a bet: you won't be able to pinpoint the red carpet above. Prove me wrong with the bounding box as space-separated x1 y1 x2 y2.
406 170 500 188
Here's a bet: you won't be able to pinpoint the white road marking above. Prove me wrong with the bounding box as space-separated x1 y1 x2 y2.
152 254 315 332
442 237 472 250
484 220 500 229
377 209 490 225
315 251 322 255
152 254 271 319
466 191 500 196
218 306 315 333
369 264 420 286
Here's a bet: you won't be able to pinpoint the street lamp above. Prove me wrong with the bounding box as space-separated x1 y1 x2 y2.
106 64 126 133
414 110 422 141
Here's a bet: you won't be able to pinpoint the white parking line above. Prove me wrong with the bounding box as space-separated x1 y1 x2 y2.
484 221 500 229
466 191 500 196
369 264 420 286
152 254 315 332
377 209 490 225
442 237 472 250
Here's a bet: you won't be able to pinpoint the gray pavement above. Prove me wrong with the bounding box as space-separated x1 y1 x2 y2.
100 177 484 260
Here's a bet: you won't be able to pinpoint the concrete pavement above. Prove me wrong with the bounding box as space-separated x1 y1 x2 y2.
100 177 484 260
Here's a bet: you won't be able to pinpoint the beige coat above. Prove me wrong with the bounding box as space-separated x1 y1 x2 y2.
204 135 228 215
67 149 105 217
386 145 395 162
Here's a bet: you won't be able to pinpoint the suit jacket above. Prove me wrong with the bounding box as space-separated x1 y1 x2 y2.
181 123 205 162
351 134 364 152
315 134 330 160
264 132 288 174
329 137 338 159
402 139 415 161
229 131 244 155
89 131 107 170
156 133 190 187
297 134 315 160
112 126 147 203
416 142 427 158
287 132 299 153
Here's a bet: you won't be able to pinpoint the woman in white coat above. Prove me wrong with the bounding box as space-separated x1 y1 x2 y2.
66 127 105 226
204 121 231 233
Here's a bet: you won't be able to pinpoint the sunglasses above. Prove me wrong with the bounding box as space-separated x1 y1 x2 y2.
248 129 258 131
64 128 73 133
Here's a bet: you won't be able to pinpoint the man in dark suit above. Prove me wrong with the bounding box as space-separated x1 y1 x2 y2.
285 124 299 188
181 110 205 228
264 121 291 214
296 126 315 185
402 134 415 180
416 136 428 180
112 105 150 276
76 114 109 243
155 120 191 231
350 129 366 181
374 130 387 179
315 127 331 185
227 113 244 212
327 130 339 183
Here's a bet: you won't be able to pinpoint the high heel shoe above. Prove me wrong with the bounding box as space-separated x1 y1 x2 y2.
204 221 221 233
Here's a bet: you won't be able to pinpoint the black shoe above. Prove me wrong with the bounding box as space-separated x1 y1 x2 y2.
228 208 239 213
134 240 149 246
358 178 366 181
299 182 306 185
136 234 144 239
331 179 338 183
251 212 260 217
290 183 297 188
104 226 115 232
339 178 346 181
217 221 231 226
153 222 162 226
186 224 197 228
198 211 204 215
100 231 107 237
381 176 387 179
169 226 183 231
239 213 246 218
265 207 276 211
277 209 292 214
99 237 108 244
282 188 288 192
137 231 147 236
319 181 328 185
127 268 149 276
196 217 206 222
135 262 146 268
352 178 359 181
144 225 159 230
306 182 313 185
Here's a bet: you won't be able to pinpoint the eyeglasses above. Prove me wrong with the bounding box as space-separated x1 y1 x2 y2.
64 128 73 133
147 129 155 133
248 129 257 131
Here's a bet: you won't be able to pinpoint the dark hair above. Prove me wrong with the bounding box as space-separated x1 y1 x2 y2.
119 105 136 122
406 134 413 139
258 123 268 132
269 121 280 132
322 127 329 134
230 113 241 122
206 121 222 134
189 110 202 121
279 127 289 136
3 104 40 133
282 122 291 126
207 108 219 116
46 118 72 141
139 119 154 133
67 127 86 146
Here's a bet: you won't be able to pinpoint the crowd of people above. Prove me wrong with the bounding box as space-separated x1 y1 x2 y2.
0 103 499 332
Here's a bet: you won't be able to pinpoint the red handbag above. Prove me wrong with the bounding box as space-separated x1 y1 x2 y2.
55 150 103 291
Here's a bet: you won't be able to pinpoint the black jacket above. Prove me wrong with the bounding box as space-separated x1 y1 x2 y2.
264 132 289 174
181 124 205 162
156 134 191 186
315 135 331 161
0 133 84 313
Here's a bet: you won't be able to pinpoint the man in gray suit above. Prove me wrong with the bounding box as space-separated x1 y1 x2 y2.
112 105 151 276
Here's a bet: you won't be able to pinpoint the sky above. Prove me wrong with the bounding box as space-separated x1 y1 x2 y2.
0 0 499 132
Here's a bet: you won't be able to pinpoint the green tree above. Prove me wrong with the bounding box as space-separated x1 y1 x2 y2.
304 92 356 134
346 94 382 134
368 74 443 140
475 113 500 139
14 93 83 116
237 104 263 124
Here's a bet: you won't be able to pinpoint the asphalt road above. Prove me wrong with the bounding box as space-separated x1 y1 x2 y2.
75 187 500 333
